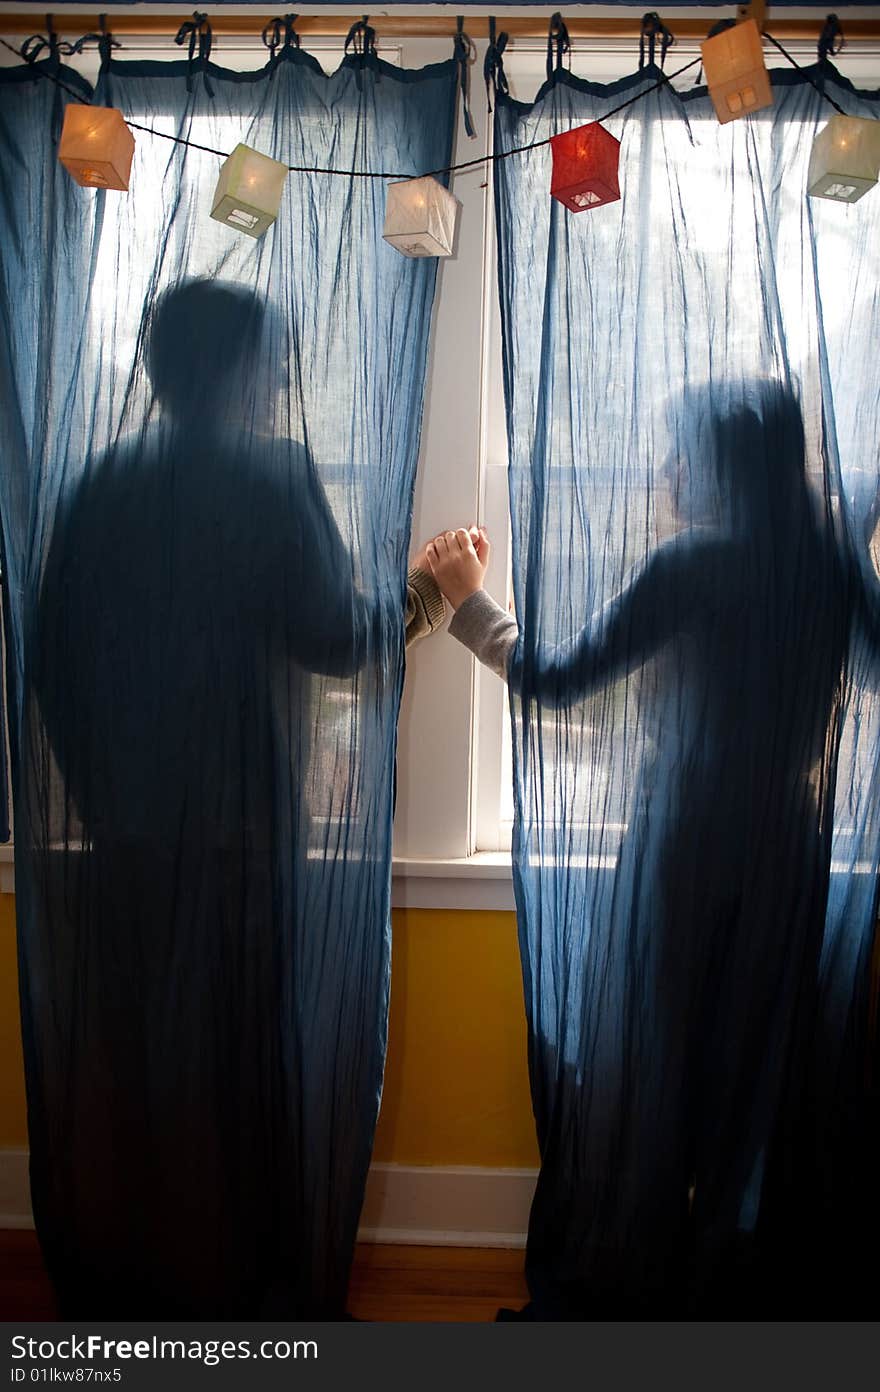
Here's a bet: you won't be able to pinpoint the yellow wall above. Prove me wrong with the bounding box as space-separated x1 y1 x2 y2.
374 908 538 1166
0 896 538 1167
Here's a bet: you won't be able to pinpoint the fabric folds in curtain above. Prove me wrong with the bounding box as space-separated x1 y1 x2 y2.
493 63 880 1316
0 47 456 1317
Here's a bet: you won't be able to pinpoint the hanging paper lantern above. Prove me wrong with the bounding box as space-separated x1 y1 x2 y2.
382 176 460 258
549 123 621 213
701 19 773 124
807 114 880 203
210 144 289 238
57 105 135 191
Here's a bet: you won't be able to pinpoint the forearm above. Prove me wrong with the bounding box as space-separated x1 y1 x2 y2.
448 589 518 681
405 567 446 647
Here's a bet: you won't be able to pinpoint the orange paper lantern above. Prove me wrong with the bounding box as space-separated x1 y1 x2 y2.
700 19 773 125
58 105 135 191
550 123 621 213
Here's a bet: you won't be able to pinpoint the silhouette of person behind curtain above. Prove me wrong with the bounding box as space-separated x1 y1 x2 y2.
437 380 871 1315
30 280 399 1317
526 383 855 1316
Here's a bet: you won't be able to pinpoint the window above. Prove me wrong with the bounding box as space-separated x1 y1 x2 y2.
3 27 878 905
399 31 880 887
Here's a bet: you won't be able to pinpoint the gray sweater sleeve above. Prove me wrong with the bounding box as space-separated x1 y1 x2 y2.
448 589 518 681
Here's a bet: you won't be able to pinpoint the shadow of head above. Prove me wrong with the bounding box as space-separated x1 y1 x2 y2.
146 279 281 425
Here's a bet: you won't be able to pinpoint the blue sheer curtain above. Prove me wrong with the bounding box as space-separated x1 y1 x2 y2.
0 44 456 1317
493 62 880 1316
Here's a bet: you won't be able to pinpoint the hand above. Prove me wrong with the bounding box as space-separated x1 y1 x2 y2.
410 538 433 573
412 527 487 576
469 525 490 568
426 527 491 610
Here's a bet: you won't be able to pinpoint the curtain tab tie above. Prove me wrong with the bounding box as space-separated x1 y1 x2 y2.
344 15 377 57
174 11 214 98
71 16 120 74
818 14 844 65
22 17 74 72
262 15 300 77
344 15 378 89
546 12 571 86
639 12 675 71
484 17 510 115
454 17 477 140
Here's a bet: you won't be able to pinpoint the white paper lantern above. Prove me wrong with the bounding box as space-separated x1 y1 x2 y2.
210 143 289 238
807 114 880 203
383 176 460 258
58 105 135 191
700 19 773 125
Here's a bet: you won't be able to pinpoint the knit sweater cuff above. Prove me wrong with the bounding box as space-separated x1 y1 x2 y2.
407 567 446 634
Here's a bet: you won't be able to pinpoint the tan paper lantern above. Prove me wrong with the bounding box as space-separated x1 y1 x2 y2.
383 176 460 258
58 105 135 191
701 19 773 125
210 144 289 238
807 114 880 204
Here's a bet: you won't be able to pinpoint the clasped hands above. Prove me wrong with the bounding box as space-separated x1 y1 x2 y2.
412 526 490 611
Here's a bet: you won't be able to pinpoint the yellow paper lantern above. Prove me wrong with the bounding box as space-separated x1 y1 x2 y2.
57 105 135 191
382 176 460 258
210 144 289 238
807 114 880 203
701 19 773 124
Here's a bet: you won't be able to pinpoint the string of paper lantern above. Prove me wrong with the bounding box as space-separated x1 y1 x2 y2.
0 25 701 253
4 9 879 257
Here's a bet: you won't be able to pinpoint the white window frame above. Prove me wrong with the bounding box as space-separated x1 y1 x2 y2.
2 23 879 909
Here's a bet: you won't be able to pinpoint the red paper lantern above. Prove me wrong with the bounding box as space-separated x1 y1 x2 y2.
550 122 621 213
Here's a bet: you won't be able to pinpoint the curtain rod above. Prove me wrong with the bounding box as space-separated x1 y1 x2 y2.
1 15 878 43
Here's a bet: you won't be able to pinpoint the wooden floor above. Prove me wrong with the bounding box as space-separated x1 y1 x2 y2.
347 1243 528 1322
0 1229 528 1322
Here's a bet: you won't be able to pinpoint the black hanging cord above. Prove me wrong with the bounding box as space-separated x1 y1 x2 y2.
764 29 849 116
639 12 675 71
484 16 509 114
174 11 213 98
454 17 477 141
707 17 737 38
546 12 571 86
423 52 702 181
0 34 703 184
3 33 86 100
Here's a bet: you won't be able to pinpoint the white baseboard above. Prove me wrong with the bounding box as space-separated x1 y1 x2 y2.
0 1150 536 1248
0 1148 31 1228
357 1163 534 1248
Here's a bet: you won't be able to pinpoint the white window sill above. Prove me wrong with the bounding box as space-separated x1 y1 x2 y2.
391 853 515 912
0 844 516 911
